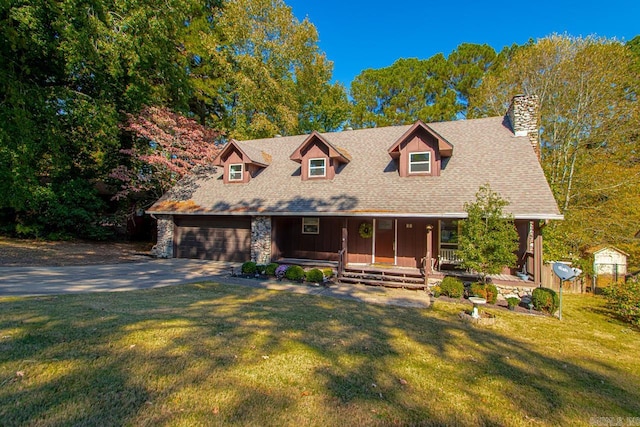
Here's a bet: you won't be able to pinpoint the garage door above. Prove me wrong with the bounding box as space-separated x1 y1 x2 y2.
174 216 251 262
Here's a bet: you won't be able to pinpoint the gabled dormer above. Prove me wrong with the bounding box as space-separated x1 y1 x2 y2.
387 120 453 177
289 131 350 181
213 140 271 184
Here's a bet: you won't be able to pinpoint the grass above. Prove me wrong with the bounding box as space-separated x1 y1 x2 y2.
1 284 639 426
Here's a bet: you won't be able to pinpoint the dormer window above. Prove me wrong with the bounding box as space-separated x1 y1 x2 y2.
229 164 243 181
409 152 431 174
308 158 326 178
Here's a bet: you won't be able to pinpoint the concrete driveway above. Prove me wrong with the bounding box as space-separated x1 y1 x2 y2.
0 259 239 296
0 258 431 308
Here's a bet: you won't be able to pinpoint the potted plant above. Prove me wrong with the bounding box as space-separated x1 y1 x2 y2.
506 296 520 311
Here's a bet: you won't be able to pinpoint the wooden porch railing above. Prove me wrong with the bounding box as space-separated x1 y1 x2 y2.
439 248 463 265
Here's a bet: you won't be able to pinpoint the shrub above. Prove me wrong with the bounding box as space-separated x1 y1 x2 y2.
322 268 334 279
265 263 279 276
256 264 266 275
470 283 498 304
532 287 560 314
241 261 257 275
275 265 289 280
603 278 640 326
285 265 305 282
440 277 464 298
431 285 442 298
306 268 324 283
507 297 520 308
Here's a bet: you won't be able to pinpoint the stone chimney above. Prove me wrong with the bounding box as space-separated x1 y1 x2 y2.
507 94 540 159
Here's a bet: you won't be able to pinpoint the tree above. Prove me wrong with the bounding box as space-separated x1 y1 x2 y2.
349 44 497 128
469 35 640 267
457 185 519 284
111 106 222 204
187 0 348 139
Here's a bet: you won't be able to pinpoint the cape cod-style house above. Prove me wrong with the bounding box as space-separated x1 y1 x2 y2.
148 95 562 288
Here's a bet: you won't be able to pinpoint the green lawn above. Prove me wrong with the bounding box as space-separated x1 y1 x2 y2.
1 283 638 426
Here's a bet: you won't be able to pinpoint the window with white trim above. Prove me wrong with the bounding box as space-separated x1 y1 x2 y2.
302 217 320 234
229 163 243 181
308 158 326 177
409 152 431 174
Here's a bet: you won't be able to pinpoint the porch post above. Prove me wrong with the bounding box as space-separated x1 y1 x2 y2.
533 220 543 287
339 218 348 276
425 224 434 275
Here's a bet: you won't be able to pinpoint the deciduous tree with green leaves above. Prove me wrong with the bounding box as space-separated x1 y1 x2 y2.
469 35 640 268
457 185 519 284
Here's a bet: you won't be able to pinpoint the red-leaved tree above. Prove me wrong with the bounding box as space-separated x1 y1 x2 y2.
111 106 222 203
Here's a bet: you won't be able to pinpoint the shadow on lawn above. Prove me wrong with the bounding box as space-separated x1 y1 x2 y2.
0 285 639 425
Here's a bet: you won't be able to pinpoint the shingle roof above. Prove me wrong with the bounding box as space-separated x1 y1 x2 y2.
149 116 562 220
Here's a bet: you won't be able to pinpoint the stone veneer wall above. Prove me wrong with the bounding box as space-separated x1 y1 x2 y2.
427 278 535 300
251 216 272 264
507 94 540 158
151 215 174 258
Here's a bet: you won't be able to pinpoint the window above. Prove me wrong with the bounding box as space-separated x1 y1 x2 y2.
409 152 431 174
302 217 320 234
308 158 326 177
229 163 243 181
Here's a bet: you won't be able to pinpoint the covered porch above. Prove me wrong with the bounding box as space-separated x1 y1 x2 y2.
270 215 545 288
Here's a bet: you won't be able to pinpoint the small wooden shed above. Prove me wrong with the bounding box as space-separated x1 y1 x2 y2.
592 246 628 281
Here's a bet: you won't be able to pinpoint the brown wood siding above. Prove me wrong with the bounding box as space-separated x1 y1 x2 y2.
347 218 373 263
515 219 530 274
273 217 341 260
221 147 250 184
300 142 335 181
397 130 441 177
396 219 432 268
174 216 250 261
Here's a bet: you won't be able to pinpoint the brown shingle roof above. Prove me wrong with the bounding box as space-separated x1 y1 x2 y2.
149 116 562 219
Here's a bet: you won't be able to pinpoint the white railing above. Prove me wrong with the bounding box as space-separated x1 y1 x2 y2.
439 248 463 265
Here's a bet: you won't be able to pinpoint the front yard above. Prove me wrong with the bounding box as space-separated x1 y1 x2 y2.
0 284 638 426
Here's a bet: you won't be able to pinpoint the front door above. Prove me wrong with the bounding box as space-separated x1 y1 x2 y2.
375 219 395 264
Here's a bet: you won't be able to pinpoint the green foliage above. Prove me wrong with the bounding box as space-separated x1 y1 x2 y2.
532 287 560 314
457 185 519 283
265 263 279 276
322 268 334 279
440 277 464 298
470 35 640 267
284 265 305 282
431 285 442 298
602 277 640 326
507 297 520 308
305 268 324 283
350 43 496 128
241 262 257 275
470 283 499 304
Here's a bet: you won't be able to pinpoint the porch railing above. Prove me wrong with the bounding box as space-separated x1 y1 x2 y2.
439 248 463 265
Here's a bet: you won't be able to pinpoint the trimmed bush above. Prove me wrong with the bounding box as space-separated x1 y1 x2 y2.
256 264 266 274
322 268 334 279
532 287 560 314
265 263 279 276
603 278 640 326
470 283 498 304
285 265 305 282
306 268 324 283
507 297 520 309
440 277 464 298
241 261 257 275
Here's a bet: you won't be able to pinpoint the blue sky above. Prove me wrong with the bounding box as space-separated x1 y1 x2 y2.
285 0 640 87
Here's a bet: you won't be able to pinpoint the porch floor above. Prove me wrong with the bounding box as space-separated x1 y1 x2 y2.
276 258 338 269
432 268 533 286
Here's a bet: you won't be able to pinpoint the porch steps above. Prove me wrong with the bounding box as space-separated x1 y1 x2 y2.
339 266 426 290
